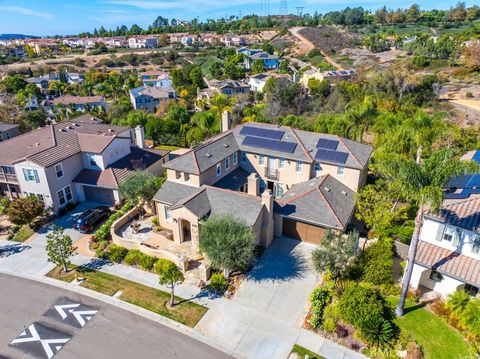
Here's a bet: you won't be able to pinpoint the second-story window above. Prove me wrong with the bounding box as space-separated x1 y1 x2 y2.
259 155 265 166
314 163 321 172
337 166 345 176
241 152 247 163
472 235 480 254
279 158 285 169
184 172 190 181
23 168 39 183
233 153 238 165
54 163 64 179
216 163 221 177
225 157 230 171
296 161 302 174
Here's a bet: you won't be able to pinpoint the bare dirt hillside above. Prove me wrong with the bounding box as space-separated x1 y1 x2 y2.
297 26 361 54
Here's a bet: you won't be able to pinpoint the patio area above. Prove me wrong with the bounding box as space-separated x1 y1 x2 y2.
115 215 200 261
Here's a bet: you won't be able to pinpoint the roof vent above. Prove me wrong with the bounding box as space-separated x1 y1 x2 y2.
324 186 331 192
206 153 211 158
341 190 347 195
58 128 66 132
224 143 229 148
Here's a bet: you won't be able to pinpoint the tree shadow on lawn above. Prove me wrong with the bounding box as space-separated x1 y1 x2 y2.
0 243 31 258
403 302 426 315
78 258 112 272
246 239 310 283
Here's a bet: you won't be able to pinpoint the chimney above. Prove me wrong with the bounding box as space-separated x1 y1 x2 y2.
261 189 274 247
247 173 260 197
261 189 273 215
221 110 232 133
135 125 145 149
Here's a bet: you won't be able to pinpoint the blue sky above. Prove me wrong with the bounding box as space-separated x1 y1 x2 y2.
0 0 476 36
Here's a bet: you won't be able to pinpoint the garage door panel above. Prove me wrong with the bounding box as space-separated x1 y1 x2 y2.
282 218 325 244
83 186 115 205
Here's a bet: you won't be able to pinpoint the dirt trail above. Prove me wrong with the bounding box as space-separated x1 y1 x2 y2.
289 27 343 70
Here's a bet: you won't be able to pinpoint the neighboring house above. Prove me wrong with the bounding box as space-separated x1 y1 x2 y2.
62 38 84 48
181 35 196 46
300 69 356 88
129 86 176 112
238 48 279 70
27 72 85 89
0 123 20 142
153 117 372 250
44 95 106 112
25 96 39 111
248 73 291 93
138 70 173 88
408 150 480 298
197 79 250 102
221 35 246 47
0 115 169 213
104 37 127 48
128 36 157 49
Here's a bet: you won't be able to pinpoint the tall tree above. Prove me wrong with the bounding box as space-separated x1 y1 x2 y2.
118 170 164 216
382 149 479 316
7 196 44 228
157 261 184 307
46 225 74 273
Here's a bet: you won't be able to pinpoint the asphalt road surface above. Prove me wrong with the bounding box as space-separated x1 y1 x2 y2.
0 273 231 359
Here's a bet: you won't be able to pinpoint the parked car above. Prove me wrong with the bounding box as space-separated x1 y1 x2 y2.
73 206 110 233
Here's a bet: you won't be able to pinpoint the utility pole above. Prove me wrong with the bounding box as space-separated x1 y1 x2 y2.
296 6 304 17
279 0 288 16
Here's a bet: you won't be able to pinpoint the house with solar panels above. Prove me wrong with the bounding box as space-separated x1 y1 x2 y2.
153 114 372 248
408 150 480 298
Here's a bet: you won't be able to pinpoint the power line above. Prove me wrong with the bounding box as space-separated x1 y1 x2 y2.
279 0 287 16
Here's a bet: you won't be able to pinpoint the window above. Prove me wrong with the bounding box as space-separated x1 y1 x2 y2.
175 171 181 179
241 152 247 163
464 284 479 297
295 161 302 174
429 270 443 283
57 185 72 207
88 154 98 167
22 168 39 183
233 153 238 165
472 235 480 254
442 225 458 244
54 163 64 179
24 192 44 203
225 157 230 171
279 158 285 169
276 184 284 198
259 155 265 166
314 162 321 172
164 206 172 221
337 166 345 176
184 172 190 181
216 163 221 177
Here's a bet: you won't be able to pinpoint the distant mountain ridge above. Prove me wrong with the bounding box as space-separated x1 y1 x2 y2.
0 34 38 40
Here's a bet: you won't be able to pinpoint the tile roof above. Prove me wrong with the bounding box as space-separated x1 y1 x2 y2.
0 122 20 133
169 185 264 226
73 147 168 189
153 181 201 205
129 86 175 99
427 196 480 234
0 116 130 167
163 123 373 174
48 95 104 106
213 167 250 191
415 241 480 287
275 174 355 230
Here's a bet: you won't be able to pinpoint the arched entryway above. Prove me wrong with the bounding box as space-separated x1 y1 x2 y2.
179 218 192 243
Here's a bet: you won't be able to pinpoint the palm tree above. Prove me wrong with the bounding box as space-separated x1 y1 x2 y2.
381 149 478 316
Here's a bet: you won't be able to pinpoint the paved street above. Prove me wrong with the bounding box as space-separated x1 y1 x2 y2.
0 273 231 359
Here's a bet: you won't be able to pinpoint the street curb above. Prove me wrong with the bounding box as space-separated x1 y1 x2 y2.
0 269 244 359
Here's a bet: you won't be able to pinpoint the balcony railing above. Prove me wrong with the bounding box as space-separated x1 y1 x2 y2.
0 172 18 183
265 167 279 180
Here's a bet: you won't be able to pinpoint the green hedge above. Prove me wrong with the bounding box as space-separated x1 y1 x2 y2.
94 202 133 242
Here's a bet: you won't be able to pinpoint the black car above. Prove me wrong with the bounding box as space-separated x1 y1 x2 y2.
73 206 110 233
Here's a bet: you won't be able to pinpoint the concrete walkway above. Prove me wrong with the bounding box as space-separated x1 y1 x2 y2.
0 225 365 359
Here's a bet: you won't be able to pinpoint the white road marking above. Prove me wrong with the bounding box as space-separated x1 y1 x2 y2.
54 303 80 319
71 310 98 327
10 324 70 359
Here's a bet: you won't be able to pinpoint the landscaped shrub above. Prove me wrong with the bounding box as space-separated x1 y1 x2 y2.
353 240 394 286
94 201 133 242
154 258 172 274
209 273 229 293
0 196 10 214
108 244 128 263
139 253 157 271
124 249 143 265
359 317 394 348
338 283 386 329
308 287 333 329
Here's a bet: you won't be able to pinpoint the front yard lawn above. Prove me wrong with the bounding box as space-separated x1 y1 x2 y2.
47 265 208 327
390 298 470 359
291 344 325 359
155 145 181 151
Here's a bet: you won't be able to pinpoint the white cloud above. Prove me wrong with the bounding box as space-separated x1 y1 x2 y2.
0 6 52 19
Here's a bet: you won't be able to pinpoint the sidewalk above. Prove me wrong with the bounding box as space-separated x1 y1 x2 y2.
0 234 366 359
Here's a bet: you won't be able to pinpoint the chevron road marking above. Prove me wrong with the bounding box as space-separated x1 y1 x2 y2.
71 309 98 327
54 303 80 319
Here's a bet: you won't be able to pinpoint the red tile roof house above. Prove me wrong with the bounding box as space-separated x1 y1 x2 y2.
44 95 107 113
0 115 169 214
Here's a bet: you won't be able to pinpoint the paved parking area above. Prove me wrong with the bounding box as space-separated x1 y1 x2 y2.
197 237 318 359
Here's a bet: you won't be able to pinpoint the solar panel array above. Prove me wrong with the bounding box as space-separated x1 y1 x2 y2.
473 150 480 165
242 136 297 154
447 174 480 189
316 138 339 150
240 126 285 140
315 149 348 164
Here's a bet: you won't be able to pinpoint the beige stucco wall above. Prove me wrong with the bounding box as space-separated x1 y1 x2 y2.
166 169 201 187
314 163 364 192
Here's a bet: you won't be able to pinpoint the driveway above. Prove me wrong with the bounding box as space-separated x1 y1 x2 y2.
197 237 318 359
0 202 104 277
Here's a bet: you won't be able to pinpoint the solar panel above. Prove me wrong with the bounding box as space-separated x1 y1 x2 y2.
240 126 284 140
315 149 348 164
473 151 480 165
316 138 339 150
242 136 297 153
